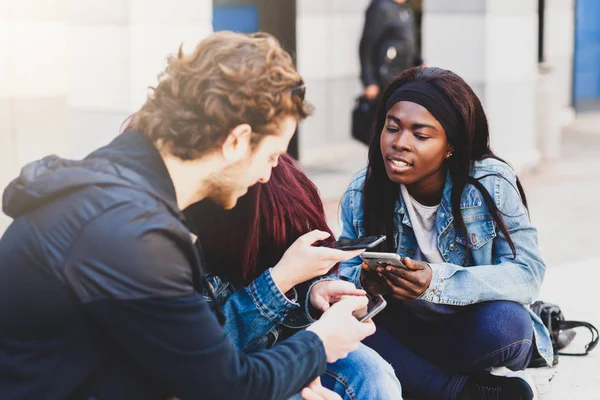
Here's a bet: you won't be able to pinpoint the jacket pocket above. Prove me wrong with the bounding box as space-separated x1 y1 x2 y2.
455 214 496 250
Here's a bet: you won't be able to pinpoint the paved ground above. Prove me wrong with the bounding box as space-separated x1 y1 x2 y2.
304 113 600 399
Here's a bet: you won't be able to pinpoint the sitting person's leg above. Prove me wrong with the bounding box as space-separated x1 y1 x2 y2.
397 300 534 374
363 325 465 400
364 300 535 400
320 343 403 400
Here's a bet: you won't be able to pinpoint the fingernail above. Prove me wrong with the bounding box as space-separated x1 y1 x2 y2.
386 267 391 271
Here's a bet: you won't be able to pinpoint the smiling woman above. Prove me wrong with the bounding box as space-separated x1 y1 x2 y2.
337 66 551 400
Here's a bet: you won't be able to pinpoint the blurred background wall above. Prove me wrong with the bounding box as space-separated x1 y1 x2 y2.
2 0 600 233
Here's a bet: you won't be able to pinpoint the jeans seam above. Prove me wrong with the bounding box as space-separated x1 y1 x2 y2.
468 338 533 369
451 375 467 400
324 368 355 400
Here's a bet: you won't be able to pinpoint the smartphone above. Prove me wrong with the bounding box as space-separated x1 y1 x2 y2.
360 251 408 270
317 235 386 251
353 294 387 322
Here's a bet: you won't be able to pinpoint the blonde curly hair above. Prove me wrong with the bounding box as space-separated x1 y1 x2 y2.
134 31 312 160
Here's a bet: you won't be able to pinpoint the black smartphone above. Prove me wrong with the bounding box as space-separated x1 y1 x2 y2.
317 235 386 251
353 294 387 322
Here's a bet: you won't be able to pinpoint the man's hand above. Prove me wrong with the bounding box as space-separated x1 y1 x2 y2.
310 280 366 312
363 84 380 101
272 230 365 293
375 257 432 300
306 296 375 363
301 377 342 400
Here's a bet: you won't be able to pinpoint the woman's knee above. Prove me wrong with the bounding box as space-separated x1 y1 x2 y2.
463 301 534 370
473 301 533 344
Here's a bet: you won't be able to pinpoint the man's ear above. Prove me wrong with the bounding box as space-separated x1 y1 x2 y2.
222 123 252 163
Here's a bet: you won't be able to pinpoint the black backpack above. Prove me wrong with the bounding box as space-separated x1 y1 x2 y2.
528 301 599 368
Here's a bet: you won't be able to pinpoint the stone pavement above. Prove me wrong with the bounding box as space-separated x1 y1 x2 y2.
303 113 600 399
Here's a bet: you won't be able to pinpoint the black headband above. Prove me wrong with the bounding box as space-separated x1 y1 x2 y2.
385 82 460 142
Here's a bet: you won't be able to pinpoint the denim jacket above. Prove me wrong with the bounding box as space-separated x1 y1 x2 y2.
338 158 553 366
202 269 330 351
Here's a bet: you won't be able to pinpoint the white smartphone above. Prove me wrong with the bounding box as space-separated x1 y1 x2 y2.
360 251 408 271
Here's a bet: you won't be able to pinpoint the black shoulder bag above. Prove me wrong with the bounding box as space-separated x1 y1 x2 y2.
351 95 376 145
528 301 599 368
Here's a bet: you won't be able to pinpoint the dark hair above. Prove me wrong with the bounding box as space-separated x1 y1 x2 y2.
134 31 312 160
185 154 334 286
364 67 527 263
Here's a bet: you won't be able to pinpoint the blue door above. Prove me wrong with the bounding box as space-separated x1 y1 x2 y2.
574 0 600 111
213 3 259 33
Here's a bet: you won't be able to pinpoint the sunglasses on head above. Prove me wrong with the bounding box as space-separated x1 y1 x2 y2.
290 81 306 103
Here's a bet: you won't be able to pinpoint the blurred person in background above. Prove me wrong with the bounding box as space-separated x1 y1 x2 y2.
339 67 551 400
0 31 375 400
359 0 422 102
186 153 404 400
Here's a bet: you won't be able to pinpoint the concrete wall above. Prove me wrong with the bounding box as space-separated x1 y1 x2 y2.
296 0 369 164
0 0 69 231
0 0 213 233
543 0 575 125
1 0 579 233
422 0 541 172
67 0 213 159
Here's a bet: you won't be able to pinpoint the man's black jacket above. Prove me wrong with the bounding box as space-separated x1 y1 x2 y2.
0 131 326 399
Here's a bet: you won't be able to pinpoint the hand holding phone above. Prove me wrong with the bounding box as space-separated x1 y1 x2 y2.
316 235 386 251
272 230 366 293
352 294 387 322
360 252 408 271
306 296 376 363
374 257 433 301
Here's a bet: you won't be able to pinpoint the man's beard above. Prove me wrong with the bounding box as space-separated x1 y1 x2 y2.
206 161 248 210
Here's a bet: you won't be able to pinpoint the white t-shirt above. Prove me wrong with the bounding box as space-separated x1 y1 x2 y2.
399 184 444 264
399 185 458 320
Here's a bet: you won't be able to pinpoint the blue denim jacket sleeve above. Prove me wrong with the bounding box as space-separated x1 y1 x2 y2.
222 268 300 350
421 168 546 306
338 183 367 289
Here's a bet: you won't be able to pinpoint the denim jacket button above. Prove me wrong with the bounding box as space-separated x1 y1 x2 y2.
449 243 455 251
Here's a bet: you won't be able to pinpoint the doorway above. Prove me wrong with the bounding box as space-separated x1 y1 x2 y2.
213 0 300 158
573 0 600 112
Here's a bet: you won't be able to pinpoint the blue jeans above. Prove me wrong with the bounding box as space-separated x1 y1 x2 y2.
362 300 534 400
289 343 403 400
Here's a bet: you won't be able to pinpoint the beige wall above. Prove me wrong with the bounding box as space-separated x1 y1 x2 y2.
296 0 370 164
543 0 575 125
1 0 577 233
423 0 541 172
1 0 213 233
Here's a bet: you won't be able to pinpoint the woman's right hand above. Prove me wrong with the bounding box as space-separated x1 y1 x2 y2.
271 230 364 293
